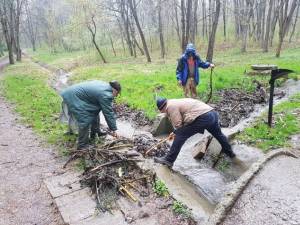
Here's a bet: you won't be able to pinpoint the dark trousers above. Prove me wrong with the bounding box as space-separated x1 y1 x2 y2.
165 111 234 163
78 115 100 149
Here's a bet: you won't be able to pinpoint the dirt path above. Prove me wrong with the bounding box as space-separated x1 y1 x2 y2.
0 59 65 225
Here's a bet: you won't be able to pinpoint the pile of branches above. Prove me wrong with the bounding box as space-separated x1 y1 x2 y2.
65 138 155 212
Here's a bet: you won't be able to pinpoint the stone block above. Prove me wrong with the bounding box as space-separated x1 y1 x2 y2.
151 113 173 136
44 171 82 198
55 188 97 224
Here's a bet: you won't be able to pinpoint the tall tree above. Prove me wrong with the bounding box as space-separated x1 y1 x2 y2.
86 15 107 63
289 1 300 42
0 0 14 64
128 0 151 62
263 0 274 52
157 0 165 58
276 0 298 57
206 0 220 62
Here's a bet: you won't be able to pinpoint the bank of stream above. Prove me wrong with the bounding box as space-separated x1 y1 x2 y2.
33 57 300 224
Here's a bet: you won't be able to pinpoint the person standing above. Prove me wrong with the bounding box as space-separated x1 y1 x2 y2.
176 43 215 98
60 80 121 149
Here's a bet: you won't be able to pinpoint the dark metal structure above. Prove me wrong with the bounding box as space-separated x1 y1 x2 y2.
268 69 294 127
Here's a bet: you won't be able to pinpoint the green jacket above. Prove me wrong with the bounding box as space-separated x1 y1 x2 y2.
61 81 117 130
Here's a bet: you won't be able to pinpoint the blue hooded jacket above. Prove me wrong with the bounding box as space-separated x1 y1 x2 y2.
176 43 211 85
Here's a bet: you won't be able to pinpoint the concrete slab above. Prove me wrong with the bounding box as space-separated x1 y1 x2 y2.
44 171 83 198
55 188 97 224
151 113 173 136
72 210 127 225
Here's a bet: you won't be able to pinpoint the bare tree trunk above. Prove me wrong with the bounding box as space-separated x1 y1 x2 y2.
260 0 267 48
233 0 241 40
181 0 186 52
202 0 208 39
263 0 274 52
87 16 107 63
0 1 14 64
14 0 23 61
276 0 298 57
173 1 181 45
157 0 165 58
109 34 116 57
0 15 14 64
270 0 279 46
25 0 37 51
222 0 226 41
206 0 220 62
128 0 151 62
185 0 192 43
241 0 254 53
191 0 198 43
120 0 133 56
289 1 300 43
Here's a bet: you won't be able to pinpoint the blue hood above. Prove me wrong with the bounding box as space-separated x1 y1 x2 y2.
184 43 196 56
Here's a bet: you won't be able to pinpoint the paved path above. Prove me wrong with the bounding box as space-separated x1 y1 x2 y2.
221 154 300 225
0 58 65 225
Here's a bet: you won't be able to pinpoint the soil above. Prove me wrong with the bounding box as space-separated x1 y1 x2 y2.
115 86 270 129
0 85 65 225
214 88 269 127
114 103 153 127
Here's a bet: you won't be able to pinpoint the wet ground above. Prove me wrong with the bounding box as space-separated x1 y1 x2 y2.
0 59 65 225
221 155 300 225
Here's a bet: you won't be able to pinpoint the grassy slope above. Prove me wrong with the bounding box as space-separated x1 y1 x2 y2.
10 46 299 152
239 93 300 152
0 59 71 151
67 47 300 119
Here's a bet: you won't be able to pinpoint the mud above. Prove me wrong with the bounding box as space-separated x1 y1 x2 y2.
114 103 153 127
132 134 170 157
214 88 269 127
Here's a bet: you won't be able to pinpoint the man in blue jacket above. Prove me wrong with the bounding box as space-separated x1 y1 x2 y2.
176 43 215 98
60 80 121 150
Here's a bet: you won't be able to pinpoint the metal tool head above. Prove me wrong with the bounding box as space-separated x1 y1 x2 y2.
271 69 294 81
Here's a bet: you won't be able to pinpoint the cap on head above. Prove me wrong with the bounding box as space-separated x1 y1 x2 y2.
156 97 167 111
109 81 121 93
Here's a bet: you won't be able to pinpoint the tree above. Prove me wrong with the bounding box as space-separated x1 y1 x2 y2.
276 0 298 57
206 0 220 62
289 1 300 42
157 0 165 58
0 0 14 64
86 15 107 63
128 0 151 62
263 0 274 52
240 0 254 53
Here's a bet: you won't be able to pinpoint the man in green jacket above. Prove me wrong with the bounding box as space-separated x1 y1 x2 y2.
60 80 121 149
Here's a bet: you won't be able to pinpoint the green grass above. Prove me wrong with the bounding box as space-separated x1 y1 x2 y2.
238 93 300 152
153 179 169 197
0 60 71 150
172 200 192 218
67 47 300 119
